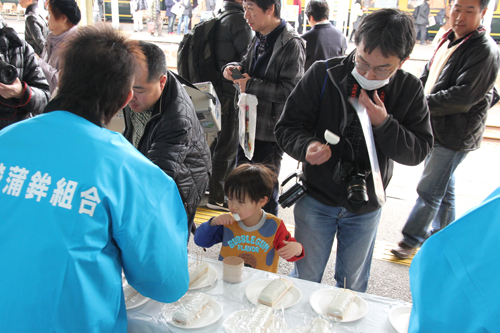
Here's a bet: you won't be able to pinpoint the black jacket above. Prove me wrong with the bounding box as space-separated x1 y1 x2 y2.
301 22 346 71
0 27 50 130
24 3 48 56
123 71 211 219
275 52 433 213
421 27 500 152
215 1 253 97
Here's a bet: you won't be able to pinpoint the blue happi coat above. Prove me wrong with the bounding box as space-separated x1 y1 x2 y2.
0 111 189 332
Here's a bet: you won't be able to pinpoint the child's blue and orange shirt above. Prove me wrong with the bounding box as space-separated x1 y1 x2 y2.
194 210 304 273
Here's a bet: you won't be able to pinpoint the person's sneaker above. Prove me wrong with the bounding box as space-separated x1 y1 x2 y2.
207 201 230 212
391 242 416 259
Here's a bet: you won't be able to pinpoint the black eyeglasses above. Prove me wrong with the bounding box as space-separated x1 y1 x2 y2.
354 61 395 78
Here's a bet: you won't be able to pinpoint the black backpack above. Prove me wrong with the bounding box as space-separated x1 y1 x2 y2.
177 9 240 88
412 5 420 19
435 8 446 26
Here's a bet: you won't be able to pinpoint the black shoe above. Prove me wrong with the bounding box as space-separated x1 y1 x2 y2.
207 201 230 212
391 241 416 259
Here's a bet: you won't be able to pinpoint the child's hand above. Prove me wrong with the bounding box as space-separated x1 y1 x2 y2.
210 214 236 226
277 240 303 260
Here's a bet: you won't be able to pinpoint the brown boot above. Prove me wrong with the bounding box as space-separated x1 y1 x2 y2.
391 242 416 259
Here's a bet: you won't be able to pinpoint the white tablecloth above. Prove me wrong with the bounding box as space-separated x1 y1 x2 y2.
127 257 410 333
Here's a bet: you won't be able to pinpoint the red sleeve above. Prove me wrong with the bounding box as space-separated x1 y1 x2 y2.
273 220 305 262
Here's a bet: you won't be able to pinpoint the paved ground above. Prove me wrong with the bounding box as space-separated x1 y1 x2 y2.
8 17 500 303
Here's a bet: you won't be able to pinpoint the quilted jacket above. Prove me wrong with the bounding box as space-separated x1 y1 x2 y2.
0 25 50 130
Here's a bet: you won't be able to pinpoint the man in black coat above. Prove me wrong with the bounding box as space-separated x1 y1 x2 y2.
123 42 212 242
207 0 253 211
392 0 500 259
301 0 346 71
0 18 50 130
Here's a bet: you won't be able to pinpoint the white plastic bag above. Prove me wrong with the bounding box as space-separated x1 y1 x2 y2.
238 93 258 160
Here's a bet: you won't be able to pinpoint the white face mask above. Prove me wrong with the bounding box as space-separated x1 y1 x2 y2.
351 68 390 91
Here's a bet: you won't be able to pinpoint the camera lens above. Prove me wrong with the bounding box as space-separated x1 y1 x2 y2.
346 177 369 204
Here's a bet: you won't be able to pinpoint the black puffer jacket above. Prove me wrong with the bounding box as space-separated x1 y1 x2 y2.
0 26 50 130
421 27 500 152
123 71 211 219
275 53 433 213
215 1 253 96
24 3 48 56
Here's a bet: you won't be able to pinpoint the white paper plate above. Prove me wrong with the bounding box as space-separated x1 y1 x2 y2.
389 306 411 333
246 279 302 309
169 299 223 329
309 289 369 323
224 309 286 333
189 265 218 290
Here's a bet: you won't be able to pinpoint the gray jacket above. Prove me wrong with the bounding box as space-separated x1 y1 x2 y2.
226 23 305 142
414 1 430 26
24 4 48 56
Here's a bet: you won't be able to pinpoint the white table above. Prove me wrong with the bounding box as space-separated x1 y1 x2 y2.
127 257 410 333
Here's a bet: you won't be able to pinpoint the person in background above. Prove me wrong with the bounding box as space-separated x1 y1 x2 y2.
131 0 148 32
0 17 50 130
38 0 81 94
414 0 430 45
19 0 48 56
293 0 303 34
177 0 192 34
223 0 306 217
348 0 363 43
275 8 433 292
302 0 346 71
165 0 177 34
0 24 189 333
392 0 500 259
196 164 304 272
206 0 253 211
149 0 164 36
123 42 211 243
432 0 452 45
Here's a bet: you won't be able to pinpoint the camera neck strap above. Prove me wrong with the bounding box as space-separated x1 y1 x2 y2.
0 81 32 121
348 93 386 207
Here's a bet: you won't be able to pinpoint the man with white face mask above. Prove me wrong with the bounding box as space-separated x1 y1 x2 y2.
275 8 433 292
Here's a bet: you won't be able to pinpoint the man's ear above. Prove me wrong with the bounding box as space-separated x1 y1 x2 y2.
159 74 167 91
121 89 134 109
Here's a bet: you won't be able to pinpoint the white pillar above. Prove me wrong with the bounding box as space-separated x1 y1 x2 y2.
111 0 120 29
76 0 94 26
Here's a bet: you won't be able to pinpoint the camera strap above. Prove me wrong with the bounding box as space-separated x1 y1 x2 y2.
0 82 32 120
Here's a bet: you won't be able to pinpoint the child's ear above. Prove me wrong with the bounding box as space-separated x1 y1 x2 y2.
259 196 269 207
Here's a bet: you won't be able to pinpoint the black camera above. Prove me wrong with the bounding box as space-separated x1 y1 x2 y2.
333 161 370 205
278 172 307 208
0 59 17 85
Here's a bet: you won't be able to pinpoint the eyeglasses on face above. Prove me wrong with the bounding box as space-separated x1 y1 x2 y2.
354 61 395 78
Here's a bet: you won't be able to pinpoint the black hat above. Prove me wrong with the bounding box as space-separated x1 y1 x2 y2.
51 0 81 25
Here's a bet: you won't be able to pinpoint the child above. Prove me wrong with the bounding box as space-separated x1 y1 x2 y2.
195 164 304 273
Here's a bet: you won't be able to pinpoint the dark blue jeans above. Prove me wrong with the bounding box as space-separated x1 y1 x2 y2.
236 139 283 216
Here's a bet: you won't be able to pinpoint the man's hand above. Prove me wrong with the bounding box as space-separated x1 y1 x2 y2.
306 141 331 165
234 73 250 93
359 89 388 127
277 240 303 260
209 213 236 226
0 78 24 100
223 65 242 82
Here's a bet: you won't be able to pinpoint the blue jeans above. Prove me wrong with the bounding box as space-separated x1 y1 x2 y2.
177 15 189 34
402 144 468 247
290 194 382 292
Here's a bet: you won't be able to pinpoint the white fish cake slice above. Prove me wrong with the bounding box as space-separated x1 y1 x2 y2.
189 262 209 286
172 293 211 326
258 278 293 307
326 289 356 321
